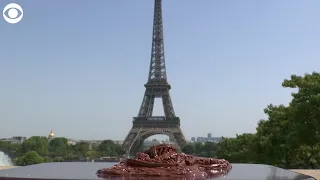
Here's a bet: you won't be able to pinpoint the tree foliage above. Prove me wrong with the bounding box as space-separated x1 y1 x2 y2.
180 72 320 169
21 136 49 156
49 137 69 157
73 141 90 159
98 140 124 156
0 138 124 166
16 151 43 166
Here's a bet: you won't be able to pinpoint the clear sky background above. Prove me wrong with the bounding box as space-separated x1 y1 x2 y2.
0 0 319 140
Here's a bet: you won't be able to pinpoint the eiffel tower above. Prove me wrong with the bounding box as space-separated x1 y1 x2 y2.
122 0 187 156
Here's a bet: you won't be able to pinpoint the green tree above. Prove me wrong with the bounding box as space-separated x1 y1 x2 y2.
253 72 320 168
0 141 23 158
194 143 203 155
53 156 64 162
48 137 68 157
98 140 124 157
282 72 320 146
281 72 320 168
181 142 218 158
86 150 99 159
255 105 293 167
182 144 195 154
43 156 53 163
201 142 219 157
73 141 90 158
17 151 43 166
21 136 49 156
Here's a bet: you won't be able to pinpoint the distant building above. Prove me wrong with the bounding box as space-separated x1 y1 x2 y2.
0 136 26 143
47 130 77 145
191 133 222 143
113 140 123 145
67 139 77 145
78 140 103 146
77 140 124 146
48 130 55 140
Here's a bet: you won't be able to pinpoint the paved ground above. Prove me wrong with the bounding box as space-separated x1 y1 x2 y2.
291 170 319 179
0 166 319 179
0 166 18 170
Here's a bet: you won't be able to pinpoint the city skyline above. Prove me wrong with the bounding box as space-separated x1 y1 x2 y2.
0 130 221 142
1 0 320 140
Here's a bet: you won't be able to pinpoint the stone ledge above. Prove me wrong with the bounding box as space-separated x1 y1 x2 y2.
0 166 319 179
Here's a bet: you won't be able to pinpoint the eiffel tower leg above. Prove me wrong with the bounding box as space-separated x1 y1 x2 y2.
137 90 155 117
122 129 144 156
130 138 145 155
122 128 139 155
162 90 176 117
172 129 187 148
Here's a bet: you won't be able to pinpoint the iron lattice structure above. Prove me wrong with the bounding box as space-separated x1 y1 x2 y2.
122 0 187 156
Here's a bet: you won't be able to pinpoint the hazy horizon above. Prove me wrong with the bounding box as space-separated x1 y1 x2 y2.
1 0 319 140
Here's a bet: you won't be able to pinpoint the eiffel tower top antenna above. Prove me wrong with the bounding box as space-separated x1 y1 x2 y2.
146 0 169 87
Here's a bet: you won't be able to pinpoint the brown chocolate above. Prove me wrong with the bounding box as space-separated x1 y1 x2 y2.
96 144 232 179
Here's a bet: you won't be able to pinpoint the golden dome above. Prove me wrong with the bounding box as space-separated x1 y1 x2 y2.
49 130 55 137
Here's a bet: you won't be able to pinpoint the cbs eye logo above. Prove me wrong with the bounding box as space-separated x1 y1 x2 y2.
3 3 23 24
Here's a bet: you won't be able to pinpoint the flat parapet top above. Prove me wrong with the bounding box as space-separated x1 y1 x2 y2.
0 162 315 180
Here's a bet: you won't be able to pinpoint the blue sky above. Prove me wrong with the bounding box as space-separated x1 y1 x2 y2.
0 0 319 140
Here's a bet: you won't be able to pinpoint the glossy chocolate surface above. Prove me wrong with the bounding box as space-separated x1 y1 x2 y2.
97 144 232 179
0 162 315 180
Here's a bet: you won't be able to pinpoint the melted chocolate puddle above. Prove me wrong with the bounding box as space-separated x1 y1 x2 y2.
97 144 232 179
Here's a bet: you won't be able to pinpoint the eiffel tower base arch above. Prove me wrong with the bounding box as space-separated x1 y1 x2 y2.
122 118 186 156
